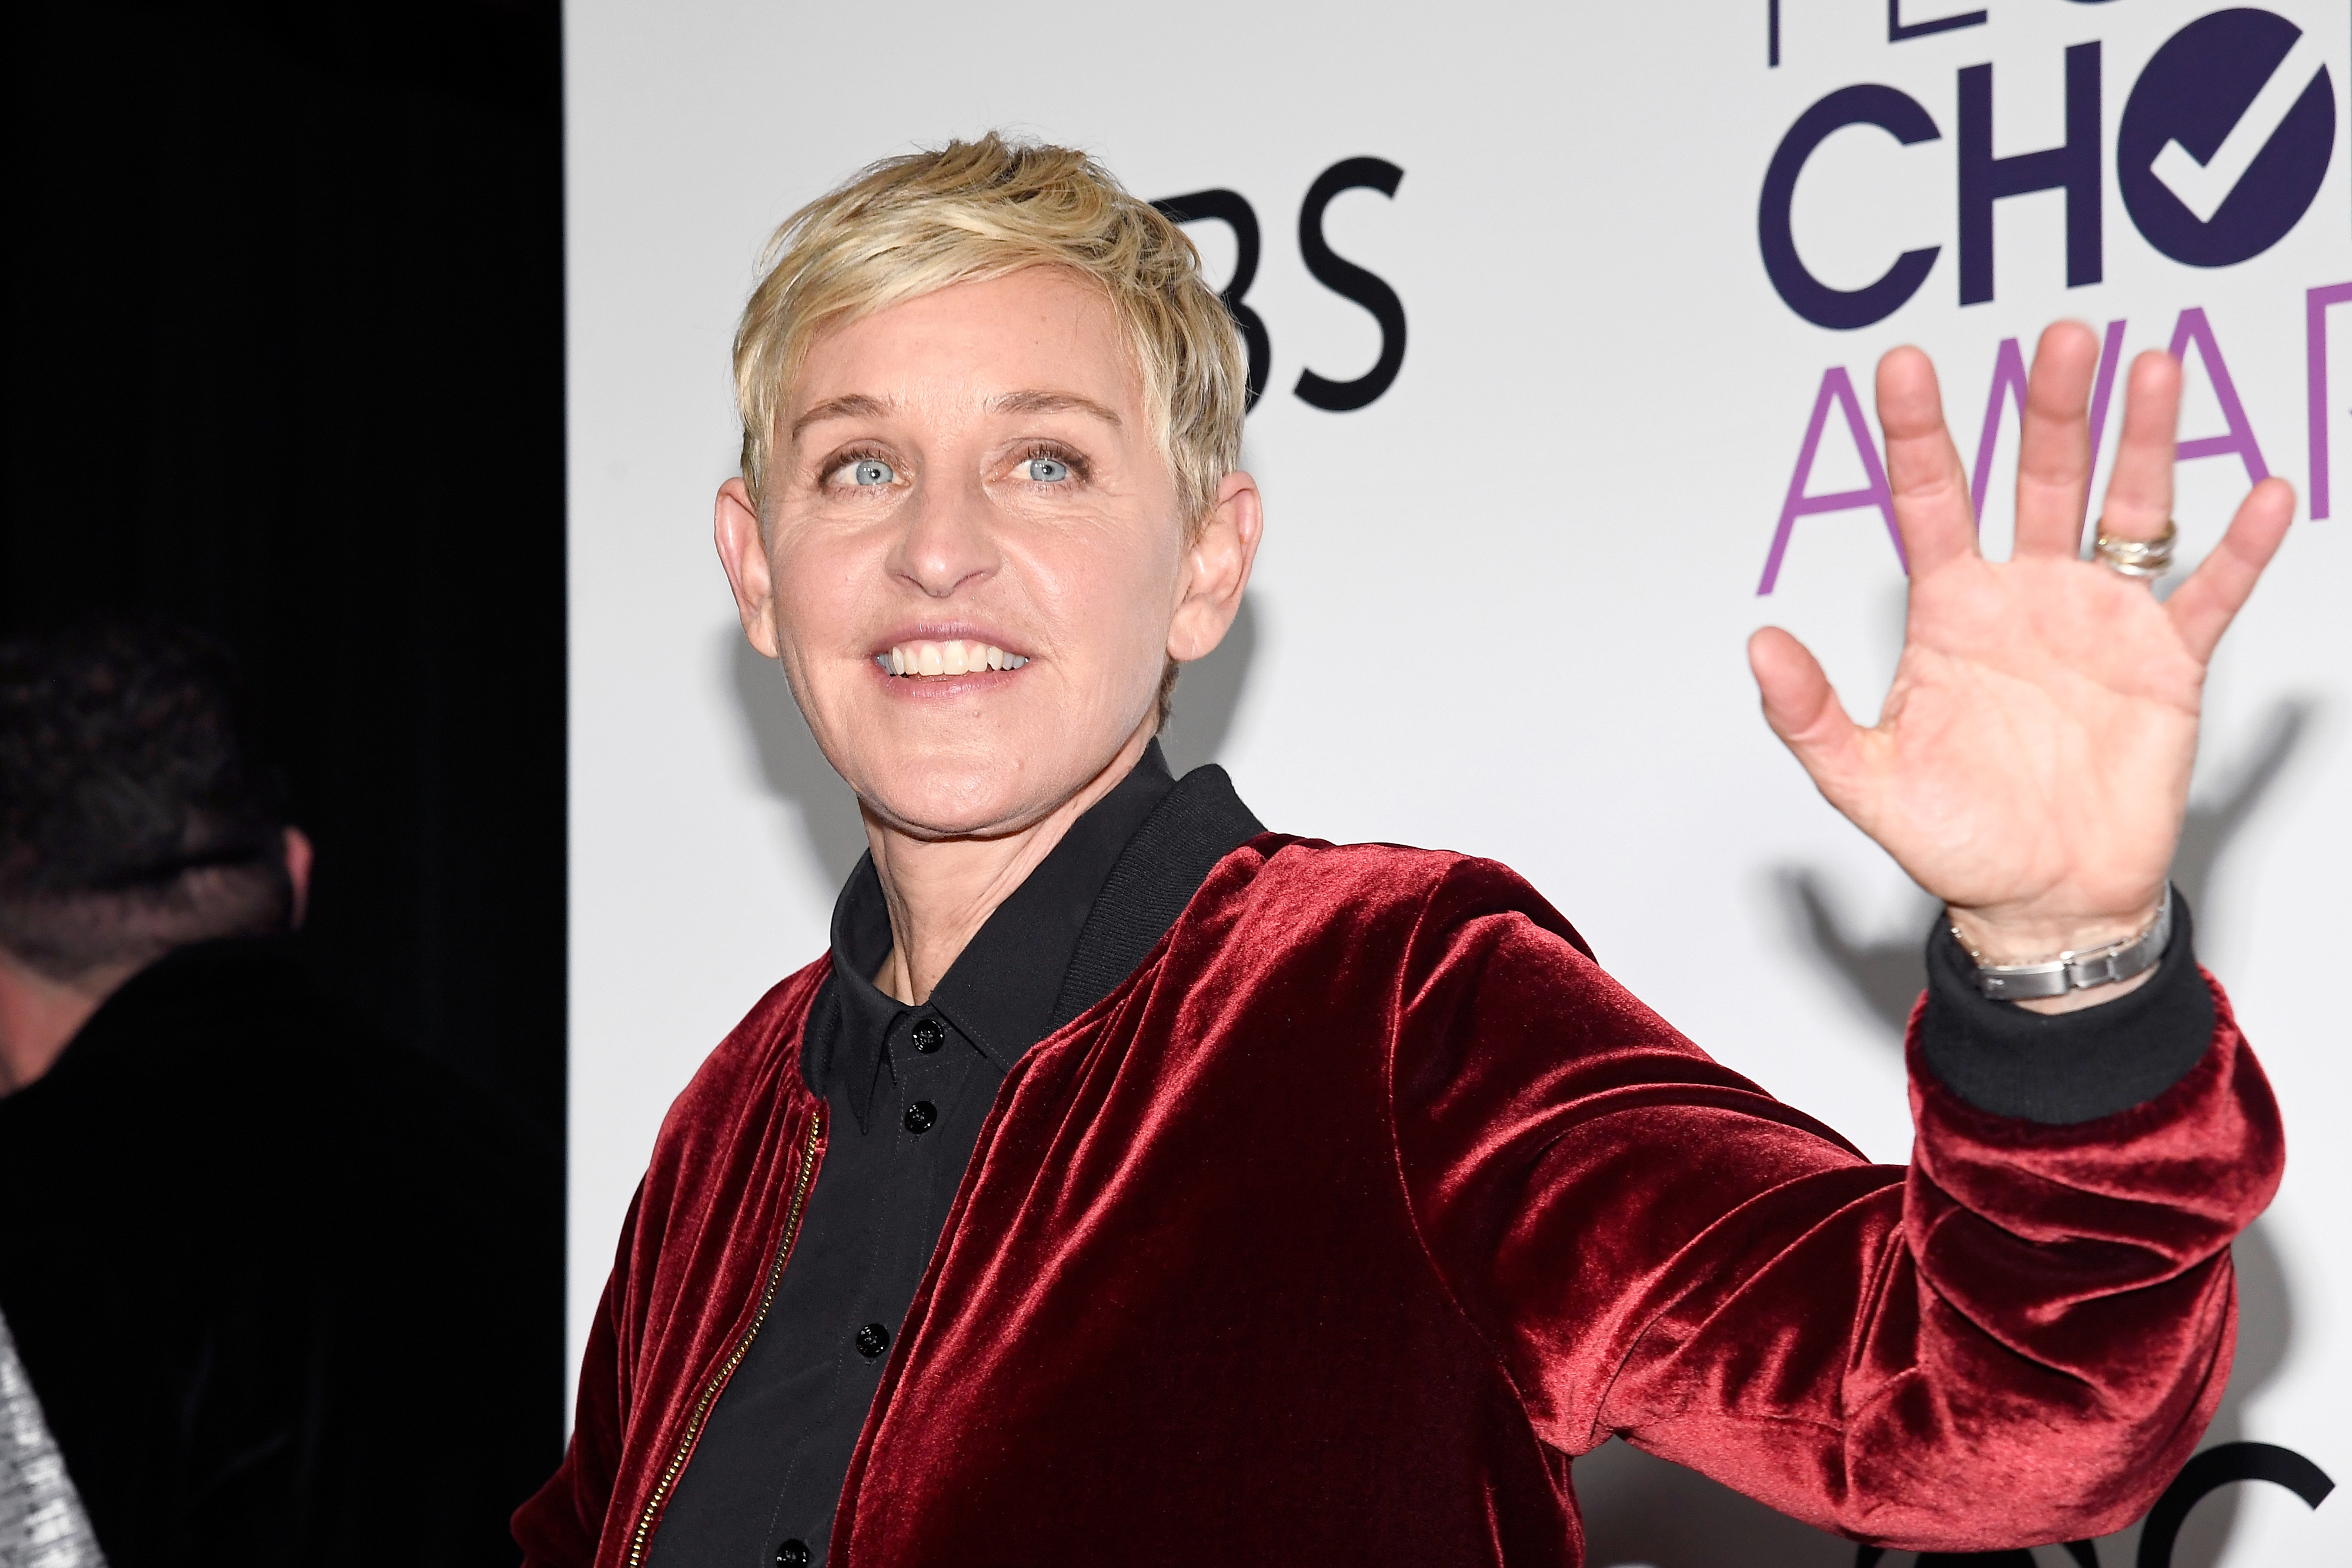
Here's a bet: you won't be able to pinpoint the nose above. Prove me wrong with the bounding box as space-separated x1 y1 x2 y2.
886 470 999 600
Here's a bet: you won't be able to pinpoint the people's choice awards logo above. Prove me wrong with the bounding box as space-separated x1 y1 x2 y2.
1755 5 2352 597
1759 6 2338 329
2120 8 2336 268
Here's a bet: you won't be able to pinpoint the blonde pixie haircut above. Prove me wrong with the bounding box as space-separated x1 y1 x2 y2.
733 133 1248 533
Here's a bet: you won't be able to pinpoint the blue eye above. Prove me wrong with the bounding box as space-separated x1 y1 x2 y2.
848 458 894 486
1025 457 1071 483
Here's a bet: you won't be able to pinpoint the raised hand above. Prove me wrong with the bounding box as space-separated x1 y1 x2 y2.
1748 322 2294 1007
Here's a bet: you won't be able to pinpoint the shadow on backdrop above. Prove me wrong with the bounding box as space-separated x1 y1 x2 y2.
1777 698 2318 1037
727 629 870 887
723 596 1262 887
1750 699 2317 1568
1577 1437 1854 1566
1161 594 1259 779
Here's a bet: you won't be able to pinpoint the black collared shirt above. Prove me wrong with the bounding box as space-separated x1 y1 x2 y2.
649 746 2215 1566
652 742 1265 1566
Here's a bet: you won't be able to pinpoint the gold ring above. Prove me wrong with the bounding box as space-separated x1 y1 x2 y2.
2094 518 2176 580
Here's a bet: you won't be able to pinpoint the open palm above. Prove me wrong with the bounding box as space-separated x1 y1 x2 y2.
1749 322 2296 964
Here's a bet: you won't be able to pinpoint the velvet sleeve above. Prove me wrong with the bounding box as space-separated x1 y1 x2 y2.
1388 858 2283 1554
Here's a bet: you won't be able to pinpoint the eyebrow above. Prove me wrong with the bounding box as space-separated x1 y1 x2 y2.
986 389 1122 426
790 393 890 442
789 387 1124 444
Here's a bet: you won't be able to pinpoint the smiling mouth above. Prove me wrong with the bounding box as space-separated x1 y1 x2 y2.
874 638 1030 677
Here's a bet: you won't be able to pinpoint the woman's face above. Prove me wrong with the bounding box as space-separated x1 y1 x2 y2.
716 268 1257 842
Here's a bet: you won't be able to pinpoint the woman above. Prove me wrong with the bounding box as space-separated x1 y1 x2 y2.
519 135 2289 1567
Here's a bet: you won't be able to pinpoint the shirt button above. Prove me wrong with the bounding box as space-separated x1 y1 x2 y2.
904 1100 937 1135
776 1543 811 1567
911 1017 946 1053
855 1321 890 1359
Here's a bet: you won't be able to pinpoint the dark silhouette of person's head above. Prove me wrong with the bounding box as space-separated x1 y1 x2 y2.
0 621 296 985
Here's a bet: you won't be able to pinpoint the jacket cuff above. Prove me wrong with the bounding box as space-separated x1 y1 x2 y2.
1917 889 2213 1125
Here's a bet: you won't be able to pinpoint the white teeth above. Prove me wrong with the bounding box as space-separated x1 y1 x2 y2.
880 639 1025 677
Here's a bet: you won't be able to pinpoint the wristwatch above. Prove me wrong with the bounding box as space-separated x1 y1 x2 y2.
1955 885 2174 1002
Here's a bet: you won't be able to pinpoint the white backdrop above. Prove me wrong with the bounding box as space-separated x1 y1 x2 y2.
563 2 2347 1561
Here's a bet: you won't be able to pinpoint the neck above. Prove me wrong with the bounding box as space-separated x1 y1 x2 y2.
866 726 1154 1005
0 948 139 1096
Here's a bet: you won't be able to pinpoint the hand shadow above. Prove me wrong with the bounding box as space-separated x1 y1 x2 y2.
1776 698 2320 1040
724 626 869 888
2169 700 2316 922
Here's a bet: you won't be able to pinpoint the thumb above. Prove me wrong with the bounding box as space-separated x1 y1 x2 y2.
1748 627 1867 811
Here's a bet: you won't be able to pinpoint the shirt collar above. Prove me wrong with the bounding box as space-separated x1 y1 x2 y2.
824 740 1180 1085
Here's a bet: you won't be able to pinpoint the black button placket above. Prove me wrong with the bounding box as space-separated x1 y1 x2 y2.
836 1008 956 1372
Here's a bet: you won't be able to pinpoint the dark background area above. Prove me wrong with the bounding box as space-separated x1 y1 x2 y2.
4 0 567 1438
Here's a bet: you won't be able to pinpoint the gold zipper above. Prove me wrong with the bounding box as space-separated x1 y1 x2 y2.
625 1106 825 1567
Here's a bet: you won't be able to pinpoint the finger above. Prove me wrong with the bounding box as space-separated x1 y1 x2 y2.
2166 477 2295 664
1875 346 1979 576
2012 322 2100 558
1749 627 1869 813
2095 351 2182 546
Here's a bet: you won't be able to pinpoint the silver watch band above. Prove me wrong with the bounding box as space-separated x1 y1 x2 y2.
1957 885 2174 1002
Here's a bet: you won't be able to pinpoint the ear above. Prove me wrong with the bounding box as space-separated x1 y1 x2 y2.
715 478 782 658
1168 471 1264 663
283 827 315 930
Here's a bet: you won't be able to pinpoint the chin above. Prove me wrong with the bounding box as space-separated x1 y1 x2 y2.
871 715 1162 841
848 735 1075 842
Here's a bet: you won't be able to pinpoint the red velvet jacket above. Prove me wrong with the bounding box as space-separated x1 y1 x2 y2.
517 837 2279 1565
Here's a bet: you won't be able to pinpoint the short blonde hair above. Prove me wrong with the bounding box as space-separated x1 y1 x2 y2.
733 133 1247 532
